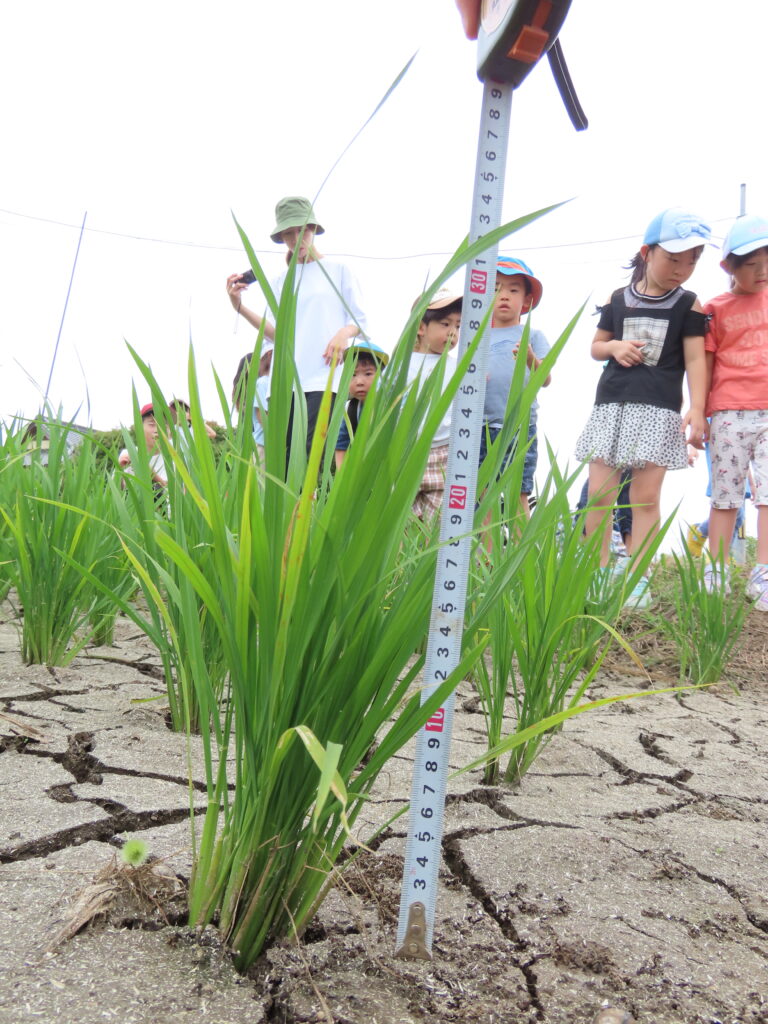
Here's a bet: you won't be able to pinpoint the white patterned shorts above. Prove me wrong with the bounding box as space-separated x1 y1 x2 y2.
710 408 768 508
574 402 688 470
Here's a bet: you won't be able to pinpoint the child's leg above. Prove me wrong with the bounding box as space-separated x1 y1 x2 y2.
626 462 666 559
708 507 739 563
756 505 768 564
584 460 623 566
709 409 753 563
519 422 538 520
748 410 768 564
478 426 500 546
614 471 633 550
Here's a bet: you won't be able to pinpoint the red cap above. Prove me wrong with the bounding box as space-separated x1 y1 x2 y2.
140 403 155 418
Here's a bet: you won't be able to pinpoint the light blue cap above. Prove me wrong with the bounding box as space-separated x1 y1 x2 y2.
643 207 711 252
722 215 768 258
344 340 389 366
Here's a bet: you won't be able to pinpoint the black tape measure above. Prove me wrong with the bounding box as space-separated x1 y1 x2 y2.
478 0 587 129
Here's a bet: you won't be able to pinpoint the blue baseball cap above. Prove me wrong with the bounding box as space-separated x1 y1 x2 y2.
643 208 712 253
722 215 768 258
496 256 543 309
344 340 389 367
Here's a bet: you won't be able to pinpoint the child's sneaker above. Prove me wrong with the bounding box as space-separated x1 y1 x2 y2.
746 566 768 610
611 554 630 576
623 574 651 611
703 566 731 596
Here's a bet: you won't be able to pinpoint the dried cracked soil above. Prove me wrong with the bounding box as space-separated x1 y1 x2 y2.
1 607 767 1024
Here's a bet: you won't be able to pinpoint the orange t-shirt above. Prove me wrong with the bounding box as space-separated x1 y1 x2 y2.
704 289 768 414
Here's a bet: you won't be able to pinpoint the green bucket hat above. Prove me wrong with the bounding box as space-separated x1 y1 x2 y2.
270 196 325 244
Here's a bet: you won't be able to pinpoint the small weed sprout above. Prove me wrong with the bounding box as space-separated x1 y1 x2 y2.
120 839 150 867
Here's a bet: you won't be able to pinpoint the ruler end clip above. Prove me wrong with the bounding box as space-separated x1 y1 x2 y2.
395 902 432 960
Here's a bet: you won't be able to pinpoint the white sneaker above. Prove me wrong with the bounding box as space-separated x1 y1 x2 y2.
623 575 651 611
746 566 768 610
703 566 731 596
611 555 630 576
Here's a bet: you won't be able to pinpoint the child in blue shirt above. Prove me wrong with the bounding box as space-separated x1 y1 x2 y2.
480 256 551 516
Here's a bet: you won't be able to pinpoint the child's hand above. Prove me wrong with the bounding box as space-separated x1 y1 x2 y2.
682 409 707 449
118 452 131 468
610 339 645 367
512 344 535 369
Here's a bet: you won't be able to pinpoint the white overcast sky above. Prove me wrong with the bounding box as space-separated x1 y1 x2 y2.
2 0 767 540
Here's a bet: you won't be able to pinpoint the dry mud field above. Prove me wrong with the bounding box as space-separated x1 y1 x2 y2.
1 605 767 1024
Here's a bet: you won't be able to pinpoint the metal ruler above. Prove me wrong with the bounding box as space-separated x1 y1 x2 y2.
395 0 581 959
394 76 512 959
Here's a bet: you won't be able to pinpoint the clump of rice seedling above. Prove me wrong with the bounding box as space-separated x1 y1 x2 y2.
57 178 602 972
106 208 579 969
0 416 134 666
649 546 749 686
468 447 653 785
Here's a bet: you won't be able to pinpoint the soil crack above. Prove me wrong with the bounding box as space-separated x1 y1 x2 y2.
588 744 693 786
7 729 208 792
2 687 90 704
668 855 768 939
83 651 166 679
442 835 545 1018
447 787 580 830
606 797 697 821
0 804 203 863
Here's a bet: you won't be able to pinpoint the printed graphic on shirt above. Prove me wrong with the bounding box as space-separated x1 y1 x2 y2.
716 306 768 367
624 316 668 367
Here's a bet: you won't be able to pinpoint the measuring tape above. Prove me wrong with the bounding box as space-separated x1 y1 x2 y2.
395 0 580 960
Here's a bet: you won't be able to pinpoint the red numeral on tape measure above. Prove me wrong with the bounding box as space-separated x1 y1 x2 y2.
470 269 487 293
425 709 445 733
448 486 467 509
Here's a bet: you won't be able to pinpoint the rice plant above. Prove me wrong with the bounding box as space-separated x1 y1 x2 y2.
0 506 12 605
37 178 624 974
0 417 134 665
72 200 590 969
107 393 236 731
465 316 663 786
650 546 749 685
468 449 653 785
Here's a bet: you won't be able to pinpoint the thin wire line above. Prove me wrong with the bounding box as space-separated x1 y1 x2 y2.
45 212 87 402
0 204 733 260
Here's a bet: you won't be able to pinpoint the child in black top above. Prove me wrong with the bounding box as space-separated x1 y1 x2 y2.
575 207 709 608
